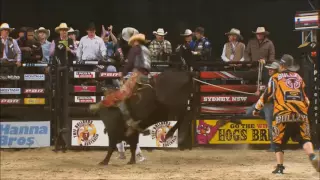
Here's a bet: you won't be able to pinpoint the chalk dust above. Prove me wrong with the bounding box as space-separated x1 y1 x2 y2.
0 148 319 180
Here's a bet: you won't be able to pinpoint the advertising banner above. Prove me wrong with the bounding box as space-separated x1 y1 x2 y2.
74 96 96 103
201 95 258 103
99 72 121 78
0 99 21 104
0 88 21 95
195 120 298 144
24 74 45 81
0 75 20 81
0 121 50 148
73 86 96 92
24 98 45 105
71 120 178 148
23 89 45 94
74 71 95 78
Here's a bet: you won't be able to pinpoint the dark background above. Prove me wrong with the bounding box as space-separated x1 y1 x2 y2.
0 0 316 59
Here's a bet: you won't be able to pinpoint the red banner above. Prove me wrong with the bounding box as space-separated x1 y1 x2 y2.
0 99 21 104
199 71 257 80
201 95 259 103
200 85 257 93
73 86 96 92
201 106 249 114
99 72 121 78
24 89 45 94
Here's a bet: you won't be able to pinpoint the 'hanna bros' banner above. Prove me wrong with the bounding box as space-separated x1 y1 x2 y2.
195 119 298 144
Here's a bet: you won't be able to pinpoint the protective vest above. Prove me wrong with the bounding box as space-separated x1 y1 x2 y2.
134 45 151 71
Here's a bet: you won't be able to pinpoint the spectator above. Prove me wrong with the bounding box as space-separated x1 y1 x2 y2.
68 27 80 50
176 29 195 68
149 28 172 61
246 61 280 152
245 27 275 84
77 22 106 63
192 27 211 61
221 28 245 62
20 28 43 63
0 23 21 67
16 27 28 47
35 27 51 64
50 23 76 66
101 25 118 58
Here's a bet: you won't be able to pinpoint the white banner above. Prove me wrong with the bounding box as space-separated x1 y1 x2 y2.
24 74 45 81
71 120 178 148
74 96 96 103
0 88 21 94
0 121 50 148
74 71 96 78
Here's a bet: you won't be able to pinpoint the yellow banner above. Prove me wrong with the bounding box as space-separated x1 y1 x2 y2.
195 120 298 144
24 98 45 105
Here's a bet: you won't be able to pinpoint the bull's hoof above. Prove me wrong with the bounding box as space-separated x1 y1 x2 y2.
98 161 108 166
127 161 136 165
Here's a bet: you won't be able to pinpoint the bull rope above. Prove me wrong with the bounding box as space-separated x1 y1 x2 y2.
192 62 264 96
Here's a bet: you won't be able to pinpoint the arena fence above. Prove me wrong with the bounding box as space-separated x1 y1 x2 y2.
0 57 319 149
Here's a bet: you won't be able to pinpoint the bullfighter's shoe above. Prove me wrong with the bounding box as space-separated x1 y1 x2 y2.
272 164 285 174
137 154 146 162
117 152 126 160
310 155 320 172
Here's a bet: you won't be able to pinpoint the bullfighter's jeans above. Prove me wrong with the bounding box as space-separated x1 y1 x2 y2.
246 103 275 149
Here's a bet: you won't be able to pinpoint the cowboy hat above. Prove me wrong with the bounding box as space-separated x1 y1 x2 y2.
225 28 243 40
153 28 167 36
35 27 50 39
180 29 193 36
252 27 270 35
128 33 147 46
68 27 80 37
279 54 300 72
0 23 15 32
122 27 139 42
265 61 280 70
55 23 70 33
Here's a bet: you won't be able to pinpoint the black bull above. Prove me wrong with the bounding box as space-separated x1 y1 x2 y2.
98 71 194 165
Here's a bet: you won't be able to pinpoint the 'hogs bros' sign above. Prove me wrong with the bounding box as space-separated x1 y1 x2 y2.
0 121 50 148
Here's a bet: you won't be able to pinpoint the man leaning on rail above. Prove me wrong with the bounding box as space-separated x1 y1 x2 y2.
252 54 320 174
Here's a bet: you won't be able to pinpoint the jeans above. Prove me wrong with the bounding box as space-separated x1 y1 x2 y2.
246 103 275 149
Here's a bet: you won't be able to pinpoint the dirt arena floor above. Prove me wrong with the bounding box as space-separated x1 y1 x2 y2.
1 147 319 180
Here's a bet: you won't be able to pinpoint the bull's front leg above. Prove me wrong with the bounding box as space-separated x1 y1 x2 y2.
127 134 139 165
99 146 116 166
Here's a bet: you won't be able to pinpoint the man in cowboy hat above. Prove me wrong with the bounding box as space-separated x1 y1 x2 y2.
35 27 51 64
68 27 80 50
245 27 275 84
20 28 43 63
253 54 319 174
176 29 196 68
77 22 106 66
50 22 76 66
149 28 172 61
193 27 211 62
221 28 245 62
247 61 280 152
0 23 22 67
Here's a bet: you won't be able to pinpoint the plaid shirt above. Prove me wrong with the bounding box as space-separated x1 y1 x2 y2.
148 39 172 61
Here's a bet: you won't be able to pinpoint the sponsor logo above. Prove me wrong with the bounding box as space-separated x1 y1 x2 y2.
285 78 302 89
99 72 121 77
24 98 45 105
74 71 95 78
202 96 248 102
72 120 98 146
22 63 48 67
73 86 96 92
0 121 50 148
151 122 177 147
0 88 21 95
0 75 20 80
0 99 21 104
74 96 96 103
24 74 45 81
24 89 45 94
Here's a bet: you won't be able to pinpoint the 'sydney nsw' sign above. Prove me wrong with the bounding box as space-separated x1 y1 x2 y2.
196 119 298 144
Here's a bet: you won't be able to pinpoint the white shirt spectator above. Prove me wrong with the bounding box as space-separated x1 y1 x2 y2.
77 35 106 61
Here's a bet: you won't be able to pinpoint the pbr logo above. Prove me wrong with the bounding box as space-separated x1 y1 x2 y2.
99 72 121 77
73 120 99 146
0 88 21 95
24 74 45 81
0 99 21 104
74 96 96 103
74 71 96 78
151 122 177 147
24 89 45 94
